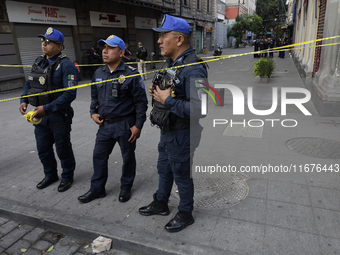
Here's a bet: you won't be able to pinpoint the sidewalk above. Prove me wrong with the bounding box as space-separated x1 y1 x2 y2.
1 47 340 255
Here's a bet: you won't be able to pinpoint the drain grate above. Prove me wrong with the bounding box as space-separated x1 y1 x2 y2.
223 122 263 138
172 174 249 209
286 137 340 159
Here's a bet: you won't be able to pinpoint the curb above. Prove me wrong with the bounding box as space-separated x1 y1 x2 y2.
0 196 238 255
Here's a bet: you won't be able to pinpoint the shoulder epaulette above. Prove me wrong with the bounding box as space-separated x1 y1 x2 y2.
59 54 67 59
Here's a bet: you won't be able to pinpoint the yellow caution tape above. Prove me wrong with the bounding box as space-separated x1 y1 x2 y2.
0 64 32 67
1 35 339 103
1 34 339 67
0 60 166 68
24 111 42 124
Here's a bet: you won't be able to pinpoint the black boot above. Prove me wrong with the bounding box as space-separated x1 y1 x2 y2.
139 193 170 216
164 207 194 232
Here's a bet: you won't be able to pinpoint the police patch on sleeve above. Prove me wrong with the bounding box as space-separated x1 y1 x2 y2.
68 80 77 87
67 74 77 87
139 77 145 89
95 78 103 82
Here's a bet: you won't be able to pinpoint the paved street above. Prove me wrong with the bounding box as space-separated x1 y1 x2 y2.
1 47 340 254
0 216 130 255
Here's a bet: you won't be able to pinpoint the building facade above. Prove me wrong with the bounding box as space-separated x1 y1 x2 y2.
292 0 340 116
171 0 215 53
215 0 228 48
0 0 215 91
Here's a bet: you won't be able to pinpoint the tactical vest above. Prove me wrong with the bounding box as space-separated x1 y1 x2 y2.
150 52 207 133
27 54 67 106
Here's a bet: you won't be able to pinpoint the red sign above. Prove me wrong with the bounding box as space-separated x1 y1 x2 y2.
197 21 205 27
206 27 213 32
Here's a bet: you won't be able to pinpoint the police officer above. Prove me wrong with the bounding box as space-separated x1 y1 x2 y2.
259 38 264 58
78 35 148 204
254 39 259 58
19 27 78 192
138 15 208 232
269 38 275 58
263 38 269 58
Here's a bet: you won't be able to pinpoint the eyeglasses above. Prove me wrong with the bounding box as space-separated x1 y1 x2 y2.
40 38 61 45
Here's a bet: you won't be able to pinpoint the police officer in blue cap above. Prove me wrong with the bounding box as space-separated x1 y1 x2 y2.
19 27 78 192
78 35 148 204
138 14 208 232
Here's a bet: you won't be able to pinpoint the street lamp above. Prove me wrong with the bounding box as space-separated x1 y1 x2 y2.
238 0 245 17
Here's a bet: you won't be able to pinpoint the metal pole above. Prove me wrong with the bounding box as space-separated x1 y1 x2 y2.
238 0 240 17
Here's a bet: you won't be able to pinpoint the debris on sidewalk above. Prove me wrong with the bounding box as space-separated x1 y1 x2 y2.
91 236 112 253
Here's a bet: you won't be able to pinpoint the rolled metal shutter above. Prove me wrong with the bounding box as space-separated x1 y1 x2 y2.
14 24 76 77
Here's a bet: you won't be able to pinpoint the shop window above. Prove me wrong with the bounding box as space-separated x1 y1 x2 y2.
183 0 190 7
197 0 201 9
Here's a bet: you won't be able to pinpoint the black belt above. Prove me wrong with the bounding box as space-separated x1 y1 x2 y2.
169 117 191 131
46 105 71 116
102 113 134 124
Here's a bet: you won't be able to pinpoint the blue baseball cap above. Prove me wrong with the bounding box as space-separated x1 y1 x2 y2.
97 35 125 50
38 27 64 44
153 14 190 34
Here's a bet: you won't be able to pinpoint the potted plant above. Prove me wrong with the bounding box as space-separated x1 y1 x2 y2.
253 57 275 83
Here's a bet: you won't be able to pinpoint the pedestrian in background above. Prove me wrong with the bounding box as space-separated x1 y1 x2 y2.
278 38 285 59
78 35 148 204
87 45 101 78
122 43 132 63
19 27 78 192
95 43 103 63
136 42 148 80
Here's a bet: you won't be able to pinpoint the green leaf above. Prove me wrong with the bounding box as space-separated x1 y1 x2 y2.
253 58 275 78
47 245 54 252
21 248 27 253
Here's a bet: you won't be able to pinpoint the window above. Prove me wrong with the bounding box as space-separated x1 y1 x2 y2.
183 0 190 7
207 0 210 12
197 0 201 9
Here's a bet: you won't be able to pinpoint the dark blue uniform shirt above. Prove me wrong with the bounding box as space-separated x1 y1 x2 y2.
163 46 208 120
20 52 78 113
90 61 148 130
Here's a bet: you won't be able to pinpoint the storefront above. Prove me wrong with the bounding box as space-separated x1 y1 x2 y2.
195 21 205 54
5 1 77 77
89 11 126 43
206 26 213 51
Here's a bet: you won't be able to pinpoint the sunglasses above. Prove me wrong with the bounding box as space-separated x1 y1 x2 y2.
40 38 61 45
